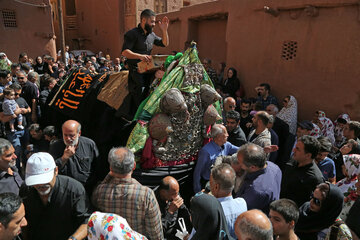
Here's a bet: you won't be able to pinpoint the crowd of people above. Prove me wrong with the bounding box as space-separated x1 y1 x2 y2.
0 47 359 240
1 9 360 240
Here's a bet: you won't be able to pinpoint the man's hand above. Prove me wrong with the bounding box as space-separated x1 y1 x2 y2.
139 54 152 62
61 145 76 164
168 195 183 214
21 108 29 114
246 122 252 128
264 145 279 153
14 108 21 115
158 16 169 32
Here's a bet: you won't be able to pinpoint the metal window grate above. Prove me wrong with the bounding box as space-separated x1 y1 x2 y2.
66 15 77 29
282 41 297 60
2 10 17 28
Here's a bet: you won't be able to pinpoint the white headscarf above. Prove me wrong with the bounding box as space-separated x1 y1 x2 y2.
277 95 298 135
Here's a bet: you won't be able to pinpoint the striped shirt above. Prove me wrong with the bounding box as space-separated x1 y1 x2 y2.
92 174 163 240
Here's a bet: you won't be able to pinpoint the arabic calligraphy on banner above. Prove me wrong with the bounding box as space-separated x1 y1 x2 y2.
49 68 108 115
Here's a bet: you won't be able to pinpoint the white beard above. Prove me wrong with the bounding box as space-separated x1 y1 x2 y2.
36 185 51 195
65 135 79 147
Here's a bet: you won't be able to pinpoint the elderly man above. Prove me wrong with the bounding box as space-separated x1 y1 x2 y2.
210 163 247 239
0 192 27 240
20 152 91 240
226 110 247 147
0 138 22 195
155 176 191 240
223 97 236 121
92 147 163 240
234 209 273 240
193 124 238 193
248 111 271 148
113 57 122 71
235 143 282 214
281 135 324 207
49 120 99 186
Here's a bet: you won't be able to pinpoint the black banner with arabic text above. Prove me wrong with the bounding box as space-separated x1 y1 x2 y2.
49 68 109 118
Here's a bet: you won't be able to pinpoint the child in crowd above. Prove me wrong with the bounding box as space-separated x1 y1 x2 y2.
2 88 24 132
269 199 299 240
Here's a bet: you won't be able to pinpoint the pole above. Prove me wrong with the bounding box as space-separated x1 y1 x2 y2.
57 0 66 63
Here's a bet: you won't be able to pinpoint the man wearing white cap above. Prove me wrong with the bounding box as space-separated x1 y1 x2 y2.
20 152 91 240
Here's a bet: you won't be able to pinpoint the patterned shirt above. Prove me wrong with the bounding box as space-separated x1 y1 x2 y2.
256 94 279 109
92 175 163 240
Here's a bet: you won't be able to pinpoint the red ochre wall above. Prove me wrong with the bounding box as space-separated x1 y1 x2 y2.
56 0 124 57
154 0 360 121
0 0 56 61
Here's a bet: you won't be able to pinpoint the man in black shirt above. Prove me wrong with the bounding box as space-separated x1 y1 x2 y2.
281 135 324 207
21 152 90 240
117 9 169 120
28 123 49 153
239 100 252 137
2 83 31 171
0 138 23 195
16 70 37 123
10 83 32 127
155 176 191 240
49 120 99 186
226 110 247 147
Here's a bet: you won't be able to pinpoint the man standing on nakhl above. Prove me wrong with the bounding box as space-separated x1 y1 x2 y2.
117 9 169 120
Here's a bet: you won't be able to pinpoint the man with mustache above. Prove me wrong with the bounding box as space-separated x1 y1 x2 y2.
20 152 91 240
117 9 169 121
49 120 99 187
0 138 23 195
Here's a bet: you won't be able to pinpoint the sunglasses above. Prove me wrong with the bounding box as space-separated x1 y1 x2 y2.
310 192 321 206
18 77 25 79
283 100 288 103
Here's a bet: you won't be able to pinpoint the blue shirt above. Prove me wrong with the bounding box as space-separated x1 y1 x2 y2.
193 141 238 193
236 161 282 214
317 157 336 180
218 196 247 239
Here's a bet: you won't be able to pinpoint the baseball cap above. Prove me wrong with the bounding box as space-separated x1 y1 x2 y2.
25 152 56 186
298 120 314 130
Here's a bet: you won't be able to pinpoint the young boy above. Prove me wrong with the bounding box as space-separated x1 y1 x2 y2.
269 199 299 240
2 88 24 132
315 136 336 184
